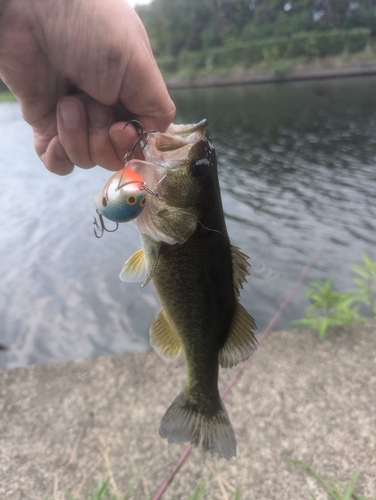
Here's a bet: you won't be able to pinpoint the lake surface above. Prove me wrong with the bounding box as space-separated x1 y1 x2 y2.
1 76 376 368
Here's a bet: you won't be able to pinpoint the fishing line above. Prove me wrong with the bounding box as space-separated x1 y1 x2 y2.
151 216 343 500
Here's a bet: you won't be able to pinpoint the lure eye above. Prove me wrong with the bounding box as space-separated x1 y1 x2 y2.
102 197 107 207
191 158 210 178
140 197 146 207
127 195 137 206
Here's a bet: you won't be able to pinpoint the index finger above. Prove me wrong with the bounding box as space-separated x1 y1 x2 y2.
117 21 175 133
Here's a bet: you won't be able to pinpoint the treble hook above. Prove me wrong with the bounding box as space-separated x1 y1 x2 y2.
93 209 119 239
123 120 155 160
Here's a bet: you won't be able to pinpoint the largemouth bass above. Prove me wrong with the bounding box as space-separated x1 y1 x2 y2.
120 120 257 459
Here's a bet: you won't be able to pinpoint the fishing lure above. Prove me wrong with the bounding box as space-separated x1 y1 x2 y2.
93 160 166 238
93 120 165 238
94 165 147 224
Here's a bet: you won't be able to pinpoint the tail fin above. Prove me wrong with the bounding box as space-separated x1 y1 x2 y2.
159 392 237 459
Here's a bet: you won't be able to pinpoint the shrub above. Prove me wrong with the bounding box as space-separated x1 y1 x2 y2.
177 50 207 71
209 44 247 67
156 56 178 74
315 30 346 57
288 30 346 58
347 27 371 53
244 37 288 66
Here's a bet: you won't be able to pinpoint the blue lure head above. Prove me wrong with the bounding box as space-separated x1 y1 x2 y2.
94 165 147 224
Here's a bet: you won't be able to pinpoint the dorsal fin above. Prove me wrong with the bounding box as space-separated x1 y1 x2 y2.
219 303 257 368
150 309 182 360
231 246 250 297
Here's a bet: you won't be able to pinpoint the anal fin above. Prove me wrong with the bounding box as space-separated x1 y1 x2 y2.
219 303 257 368
150 309 182 360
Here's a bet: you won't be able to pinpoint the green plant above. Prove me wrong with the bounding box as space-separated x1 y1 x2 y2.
347 28 371 53
61 477 242 500
292 279 361 340
63 469 144 500
350 253 376 318
234 487 242 500
155 56 178 75
287 30 347 59
188 482 206 500
0 90 16 102
271 59 292 76
287 459 376 500
64 477 116 500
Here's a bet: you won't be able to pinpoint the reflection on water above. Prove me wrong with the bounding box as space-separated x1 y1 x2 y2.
1 76 376 367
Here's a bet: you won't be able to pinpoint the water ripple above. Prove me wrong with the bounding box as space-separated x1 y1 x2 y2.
1 77 376 366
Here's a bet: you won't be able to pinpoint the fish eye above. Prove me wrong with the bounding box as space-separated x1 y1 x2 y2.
127 195 137 206
140 197 146 207
191 158 210 178
102 197 107 207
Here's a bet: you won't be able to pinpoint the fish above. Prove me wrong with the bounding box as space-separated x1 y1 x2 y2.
120 119 257 459
94 164 147 223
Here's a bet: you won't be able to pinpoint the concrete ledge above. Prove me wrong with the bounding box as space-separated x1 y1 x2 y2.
165 59 376 89
1 323 375 499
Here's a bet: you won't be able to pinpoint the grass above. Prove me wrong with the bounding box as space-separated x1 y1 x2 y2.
162 48 376 83
288 460 376 500
54 465 375 500
51 472 143 500
0 90 16 102
292 253 376 340
58 476 242 500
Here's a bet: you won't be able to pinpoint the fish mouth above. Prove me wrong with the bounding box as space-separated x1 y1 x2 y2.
142 119 210 166
166 119 208 138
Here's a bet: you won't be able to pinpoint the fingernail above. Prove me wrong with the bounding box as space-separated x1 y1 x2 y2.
88 102 110 129
60 101 81 128
55 141 67 160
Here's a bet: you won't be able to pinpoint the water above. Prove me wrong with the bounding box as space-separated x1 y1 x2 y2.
1 76 375 368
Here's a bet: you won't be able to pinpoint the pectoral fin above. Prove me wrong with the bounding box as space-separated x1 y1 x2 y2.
219 303 257 368
119 242 161 288
119 248 146 283
150 309 182 360
231 245 251 297
151 207 197 244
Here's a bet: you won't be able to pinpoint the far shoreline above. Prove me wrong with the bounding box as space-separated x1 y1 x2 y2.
1 59 376 102
164 58 376 89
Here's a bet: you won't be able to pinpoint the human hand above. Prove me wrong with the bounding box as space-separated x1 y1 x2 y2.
0 0 175 175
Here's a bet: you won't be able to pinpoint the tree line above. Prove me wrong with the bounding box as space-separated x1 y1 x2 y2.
136 0 376 58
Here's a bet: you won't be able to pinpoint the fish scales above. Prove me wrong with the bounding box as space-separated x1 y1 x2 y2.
118 120 257 459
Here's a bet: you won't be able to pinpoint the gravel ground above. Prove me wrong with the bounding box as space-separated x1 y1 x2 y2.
0 322 375 500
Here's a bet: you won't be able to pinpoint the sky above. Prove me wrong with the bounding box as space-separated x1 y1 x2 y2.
127 0 153 8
